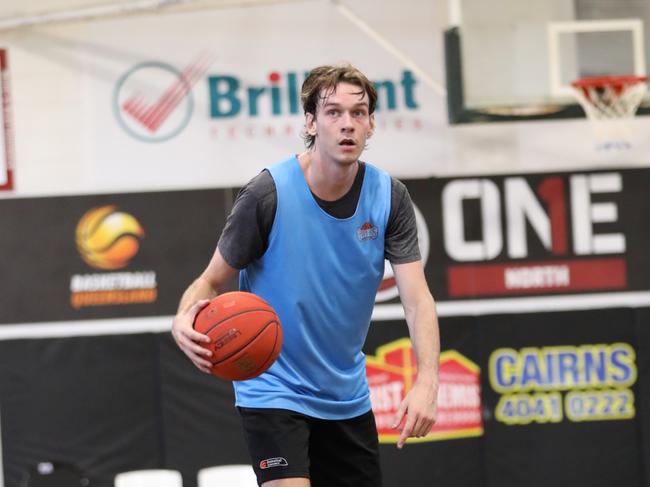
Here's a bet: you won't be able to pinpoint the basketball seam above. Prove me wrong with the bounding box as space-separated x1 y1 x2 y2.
248 325 281 378
198 307 276 335
211 319 278 365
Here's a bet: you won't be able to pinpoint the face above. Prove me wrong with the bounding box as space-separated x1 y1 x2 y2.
305 82 375 166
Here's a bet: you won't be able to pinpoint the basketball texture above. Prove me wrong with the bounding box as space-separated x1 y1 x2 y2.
194 291 282 381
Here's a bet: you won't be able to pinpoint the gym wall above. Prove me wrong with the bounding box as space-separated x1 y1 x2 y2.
1 1 649 486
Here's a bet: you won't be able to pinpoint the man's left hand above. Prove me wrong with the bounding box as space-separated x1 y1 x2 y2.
391 380 438 449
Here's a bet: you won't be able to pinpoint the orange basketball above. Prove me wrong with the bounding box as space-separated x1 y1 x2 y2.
193 291 282 381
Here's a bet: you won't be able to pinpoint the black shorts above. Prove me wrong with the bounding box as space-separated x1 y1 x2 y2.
238 407 382 487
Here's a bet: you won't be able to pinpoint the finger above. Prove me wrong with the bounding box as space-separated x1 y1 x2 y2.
397 418 413 449
409 415 424 437
194 361 212 374
192 298 211 313
398 412 418 449
185 340 212 357
177 331 212 354
184 327 211 344
176 335 212 361
414 417 432 437
188 352 213 369
194 358 213 369
392 400 408 429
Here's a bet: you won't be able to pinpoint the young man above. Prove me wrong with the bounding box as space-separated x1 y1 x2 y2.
172 64 440 487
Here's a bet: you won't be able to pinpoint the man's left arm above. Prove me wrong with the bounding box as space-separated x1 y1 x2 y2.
390 260 440 449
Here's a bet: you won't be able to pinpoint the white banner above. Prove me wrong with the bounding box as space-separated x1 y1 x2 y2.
75 1 446 191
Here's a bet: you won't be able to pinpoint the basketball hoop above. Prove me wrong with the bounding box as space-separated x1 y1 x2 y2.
571 75 649 150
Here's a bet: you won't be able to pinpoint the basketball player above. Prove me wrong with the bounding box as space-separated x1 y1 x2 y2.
172 64 440 487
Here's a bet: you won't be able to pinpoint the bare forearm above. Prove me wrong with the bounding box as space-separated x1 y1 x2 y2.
405 293 440 386
177 275 220 313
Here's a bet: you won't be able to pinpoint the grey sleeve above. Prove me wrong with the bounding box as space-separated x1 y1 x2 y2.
217 170 277 269
385 177 421 264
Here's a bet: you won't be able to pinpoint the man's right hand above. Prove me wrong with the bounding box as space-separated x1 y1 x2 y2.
171 299 213 373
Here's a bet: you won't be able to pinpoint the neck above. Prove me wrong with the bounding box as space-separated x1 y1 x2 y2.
298 150 359 201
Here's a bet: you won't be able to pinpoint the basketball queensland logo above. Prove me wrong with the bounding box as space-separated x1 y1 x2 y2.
69 206 157 309
76 205 143 270
367 339 483 443
114 53 213 142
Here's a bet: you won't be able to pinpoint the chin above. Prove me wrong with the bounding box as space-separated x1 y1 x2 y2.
338 149 363 163
338 155 360 165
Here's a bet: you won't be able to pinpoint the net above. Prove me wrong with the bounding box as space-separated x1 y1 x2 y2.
571 75 649 149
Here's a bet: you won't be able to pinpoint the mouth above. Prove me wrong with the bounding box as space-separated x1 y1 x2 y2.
339 138 356 148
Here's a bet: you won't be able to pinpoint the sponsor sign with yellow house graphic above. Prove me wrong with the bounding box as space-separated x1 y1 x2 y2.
366 338 483 443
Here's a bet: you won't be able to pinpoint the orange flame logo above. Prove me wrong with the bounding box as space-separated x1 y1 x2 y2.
75 206 144 270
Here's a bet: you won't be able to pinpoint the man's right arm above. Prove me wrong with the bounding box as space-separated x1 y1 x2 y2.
171 247 238 373
172 170 277 373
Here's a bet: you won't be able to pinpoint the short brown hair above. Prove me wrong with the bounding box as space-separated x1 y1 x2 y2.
300 64 377 149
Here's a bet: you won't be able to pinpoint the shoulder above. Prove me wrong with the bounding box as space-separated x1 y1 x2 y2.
388 177 412 217
390 177 408 198
240 169 276 202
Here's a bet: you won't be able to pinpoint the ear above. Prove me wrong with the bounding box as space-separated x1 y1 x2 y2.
305 112 317 136
367 113 375 138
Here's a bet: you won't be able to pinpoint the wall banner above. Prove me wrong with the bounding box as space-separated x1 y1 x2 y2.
404 167 650 302
0 189 229 325
74 1 444 191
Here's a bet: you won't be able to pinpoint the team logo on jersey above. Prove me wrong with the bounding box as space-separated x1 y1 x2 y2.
260 457 288 469
357 222 378 241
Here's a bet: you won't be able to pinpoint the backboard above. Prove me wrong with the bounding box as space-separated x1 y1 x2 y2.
445 0 650 123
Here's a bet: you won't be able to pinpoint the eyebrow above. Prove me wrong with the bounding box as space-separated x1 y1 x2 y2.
322 101 369 109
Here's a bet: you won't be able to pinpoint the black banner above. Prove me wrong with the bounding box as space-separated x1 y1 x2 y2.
407 168 650 301
2 168 650 326
0 189 229 324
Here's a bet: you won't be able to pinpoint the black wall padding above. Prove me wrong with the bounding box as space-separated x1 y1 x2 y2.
0 334 161 487
365 317 486 487
477 308 642 487
156 333 250 487
635 307 650 487
1 308 649 487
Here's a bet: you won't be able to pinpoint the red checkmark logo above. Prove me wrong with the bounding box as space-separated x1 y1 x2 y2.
121 52 213 133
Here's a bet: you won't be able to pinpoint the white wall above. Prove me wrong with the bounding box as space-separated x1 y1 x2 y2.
0 0 648 199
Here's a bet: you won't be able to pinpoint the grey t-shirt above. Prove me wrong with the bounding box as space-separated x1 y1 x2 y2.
218 162 421 269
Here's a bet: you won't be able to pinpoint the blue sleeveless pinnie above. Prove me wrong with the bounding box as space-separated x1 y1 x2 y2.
234 155 392 419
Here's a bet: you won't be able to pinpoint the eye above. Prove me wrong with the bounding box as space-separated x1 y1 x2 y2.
327 109 340 116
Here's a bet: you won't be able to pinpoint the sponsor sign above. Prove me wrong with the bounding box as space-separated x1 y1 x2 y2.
477 309 643 487
114 54 214 143
112 62 421 143
0 189 228 325
489 343 637 425
405 168 650 301
78 3 444 191
366 338 483 443
70 205 157 309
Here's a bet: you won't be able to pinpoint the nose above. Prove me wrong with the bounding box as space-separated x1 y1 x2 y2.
340 111 354 132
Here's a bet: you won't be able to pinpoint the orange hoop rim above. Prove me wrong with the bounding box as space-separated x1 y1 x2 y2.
571 75 649 89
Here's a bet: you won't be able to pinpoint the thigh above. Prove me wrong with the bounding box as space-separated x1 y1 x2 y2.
239 407 311 485
309 411 382 487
